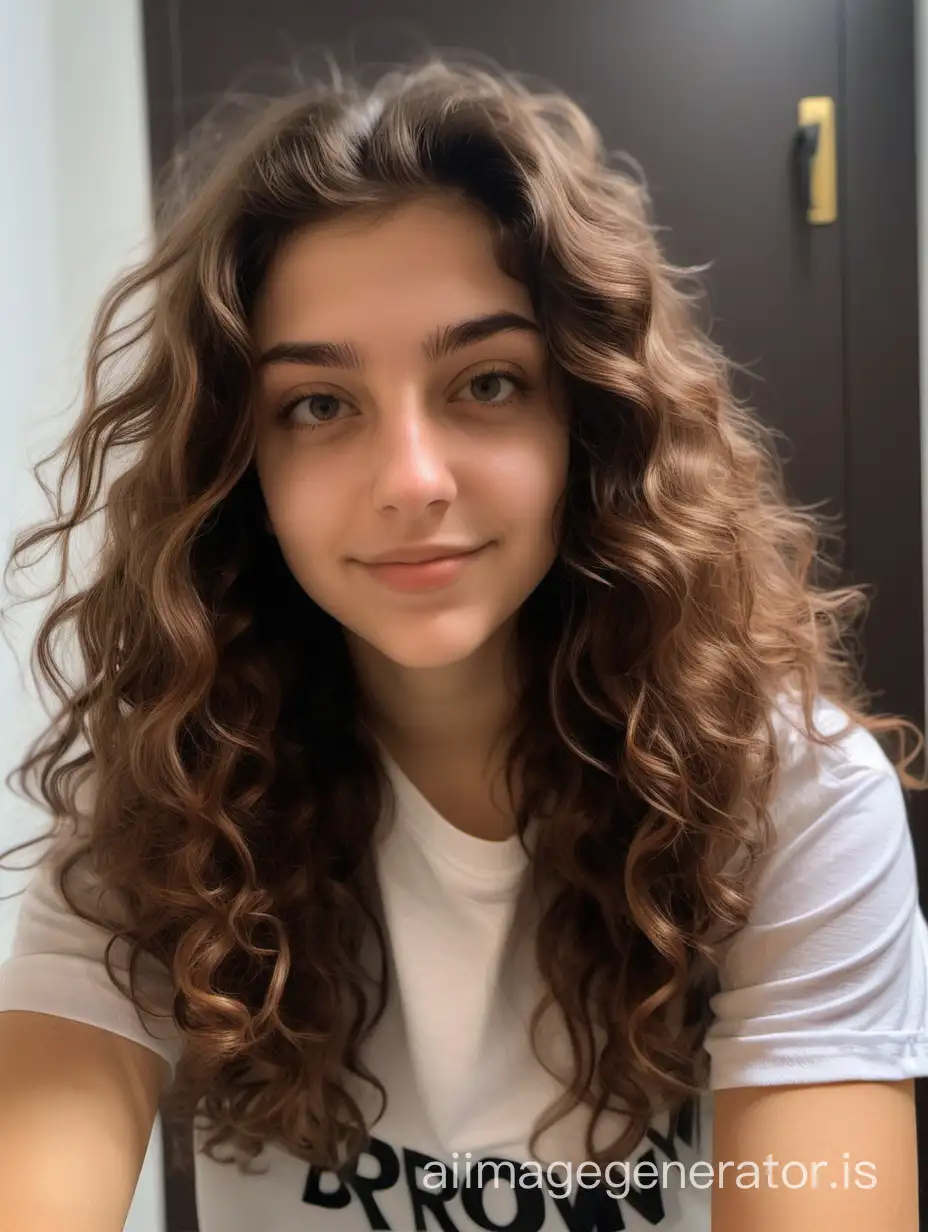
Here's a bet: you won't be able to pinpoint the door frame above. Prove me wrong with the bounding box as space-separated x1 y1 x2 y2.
842 0 927 1214
141 2 924 1227
843 0 923 737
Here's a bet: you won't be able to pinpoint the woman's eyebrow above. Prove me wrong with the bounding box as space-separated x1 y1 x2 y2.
255 311 541 371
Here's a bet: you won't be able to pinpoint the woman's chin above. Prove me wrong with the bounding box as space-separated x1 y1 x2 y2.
371 637 488 672
358 612 501 671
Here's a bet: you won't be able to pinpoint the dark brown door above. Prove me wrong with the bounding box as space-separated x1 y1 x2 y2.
142 2 924 1228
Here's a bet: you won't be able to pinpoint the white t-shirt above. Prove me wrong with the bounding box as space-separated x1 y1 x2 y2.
2 696 928 1231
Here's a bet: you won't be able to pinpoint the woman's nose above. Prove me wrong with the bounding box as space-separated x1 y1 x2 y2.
370 400 457 516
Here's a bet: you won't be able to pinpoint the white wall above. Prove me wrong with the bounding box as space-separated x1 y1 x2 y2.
0 2 165 1230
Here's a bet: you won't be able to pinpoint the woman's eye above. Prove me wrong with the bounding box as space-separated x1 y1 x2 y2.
459 371 525 404
281 393 346 427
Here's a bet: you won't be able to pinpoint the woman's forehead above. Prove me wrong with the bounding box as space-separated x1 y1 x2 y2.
252 198 535 352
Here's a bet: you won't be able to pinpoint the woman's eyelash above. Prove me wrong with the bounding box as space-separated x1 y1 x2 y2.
276 391 333 425
275 389 351 427
467 366 531 396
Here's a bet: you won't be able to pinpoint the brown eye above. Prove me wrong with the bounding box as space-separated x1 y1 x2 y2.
472 374 509 402
456 369 529 405
279 392 348 427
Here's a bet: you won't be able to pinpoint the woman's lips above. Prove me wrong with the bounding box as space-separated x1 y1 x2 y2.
360 544 488 592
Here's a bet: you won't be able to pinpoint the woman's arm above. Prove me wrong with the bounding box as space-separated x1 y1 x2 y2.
711 1078 918 1230
0 1010 164 1232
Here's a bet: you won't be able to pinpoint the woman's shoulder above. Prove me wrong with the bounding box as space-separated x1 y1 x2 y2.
705 692 928 1090
750 691 913 906
0 805 183 1080
768 691 899 806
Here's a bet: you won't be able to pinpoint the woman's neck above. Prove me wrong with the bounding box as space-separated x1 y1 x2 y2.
352 620 516 756
348 620 522 838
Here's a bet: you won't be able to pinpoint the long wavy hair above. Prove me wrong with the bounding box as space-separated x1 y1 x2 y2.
3 56 923 1177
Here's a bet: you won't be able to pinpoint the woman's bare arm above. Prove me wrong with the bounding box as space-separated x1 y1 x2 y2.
711 1078 919 1231
0 1010 165 1232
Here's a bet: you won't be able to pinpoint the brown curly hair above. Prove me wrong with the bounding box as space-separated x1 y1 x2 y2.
2 55 923 1180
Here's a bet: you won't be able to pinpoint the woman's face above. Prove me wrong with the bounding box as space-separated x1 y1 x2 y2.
251 194 569 671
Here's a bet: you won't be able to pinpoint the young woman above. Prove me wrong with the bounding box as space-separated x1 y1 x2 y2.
0 57 926 1232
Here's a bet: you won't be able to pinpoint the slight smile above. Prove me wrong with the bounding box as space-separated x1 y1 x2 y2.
356 543 491 593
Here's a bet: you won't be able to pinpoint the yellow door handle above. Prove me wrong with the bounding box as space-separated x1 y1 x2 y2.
797 96 837 225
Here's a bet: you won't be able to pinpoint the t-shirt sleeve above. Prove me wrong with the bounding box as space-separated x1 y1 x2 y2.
0 836 184 1085
705 698 928 1089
